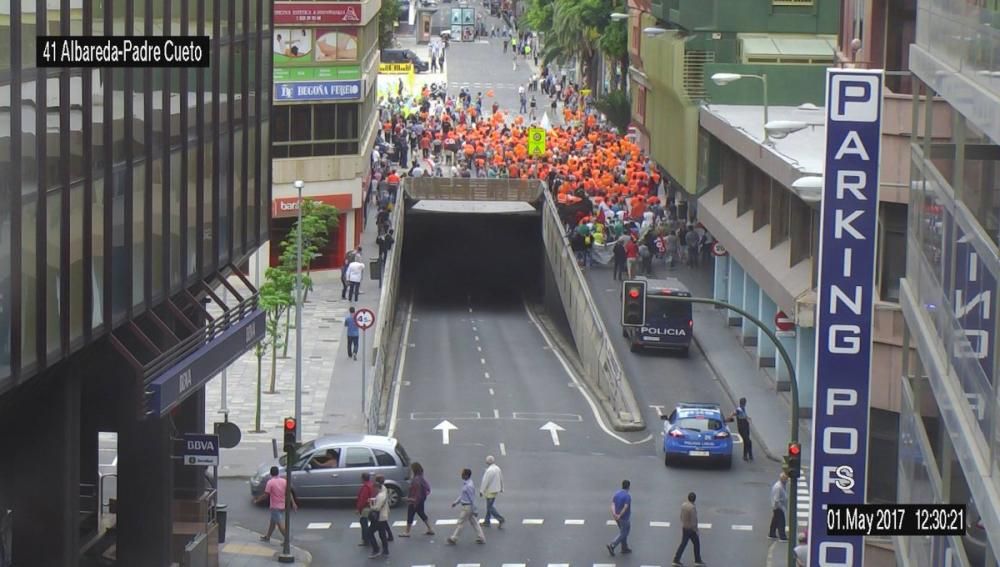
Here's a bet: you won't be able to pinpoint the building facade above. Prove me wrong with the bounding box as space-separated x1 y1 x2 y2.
270 0 382 270
899 0 1000 564
628 0 839 198
0 1 271 565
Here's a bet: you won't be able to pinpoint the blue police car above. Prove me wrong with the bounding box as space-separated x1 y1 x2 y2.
661 402 733 469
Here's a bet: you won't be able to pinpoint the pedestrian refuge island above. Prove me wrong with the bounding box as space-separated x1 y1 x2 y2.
364 177 644 432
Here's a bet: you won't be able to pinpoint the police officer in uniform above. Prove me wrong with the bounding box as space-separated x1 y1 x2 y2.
728 397 753 461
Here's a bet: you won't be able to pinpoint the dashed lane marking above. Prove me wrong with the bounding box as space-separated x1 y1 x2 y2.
522 518 544 525
547 564 570 567
457 564 481 567
698 523 713 529
489 388 495 396
481 358 487 365
484 372 491 379
306 522 331 529
477 346 482 352
564 519 585 525
475 335 480 341
649 521 671 528
494 409 500 419
499 442 507 456
732 524 753 531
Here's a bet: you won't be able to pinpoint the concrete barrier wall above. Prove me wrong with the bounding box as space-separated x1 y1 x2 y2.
404 177 544 202
367 192 406 434
540 191 645 431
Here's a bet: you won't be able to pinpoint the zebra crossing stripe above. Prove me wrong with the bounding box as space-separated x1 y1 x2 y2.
306 522 331 530
564 519 585 525
522 518 544 525
350 522 361 528
436 518 459 525
732 524 753 531
649 521 671 528
392 520 407 527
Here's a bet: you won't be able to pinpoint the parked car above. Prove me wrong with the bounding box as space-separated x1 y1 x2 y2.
249 434 412 507
661 402 733 468
381 49 430 73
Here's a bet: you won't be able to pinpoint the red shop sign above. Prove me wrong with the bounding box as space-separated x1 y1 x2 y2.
274 2 363 25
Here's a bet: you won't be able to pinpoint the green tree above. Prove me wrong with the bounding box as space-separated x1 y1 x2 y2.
378 0 402 50
259 267 294 394
593 89 631 133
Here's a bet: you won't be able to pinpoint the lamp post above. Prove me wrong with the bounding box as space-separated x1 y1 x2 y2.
711 72 769 140
293 179 304 443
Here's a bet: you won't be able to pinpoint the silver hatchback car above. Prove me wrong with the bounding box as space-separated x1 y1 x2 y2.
250 434 412 508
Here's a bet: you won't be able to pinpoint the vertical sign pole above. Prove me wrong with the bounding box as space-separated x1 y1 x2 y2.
808 68 884 567
361 328 367 417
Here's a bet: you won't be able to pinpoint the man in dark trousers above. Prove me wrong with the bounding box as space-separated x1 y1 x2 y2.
769 472 789 542
377 229 395 266
728 397 753 461
606 479 632 556
673 492 705 566
345 307 360 361
612 238 627 281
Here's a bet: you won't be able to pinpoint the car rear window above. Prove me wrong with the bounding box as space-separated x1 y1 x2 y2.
373 449 396 467
677 416 723 431
394 442 411 467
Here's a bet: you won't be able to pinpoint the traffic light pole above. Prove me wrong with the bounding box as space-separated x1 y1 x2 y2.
660 295 801 566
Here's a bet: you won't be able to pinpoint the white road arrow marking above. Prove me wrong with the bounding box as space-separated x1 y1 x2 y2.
434 420 458 445
540 421 565 446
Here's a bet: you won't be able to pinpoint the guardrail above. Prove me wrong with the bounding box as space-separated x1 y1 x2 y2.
367 193 406 434
540 189 645 431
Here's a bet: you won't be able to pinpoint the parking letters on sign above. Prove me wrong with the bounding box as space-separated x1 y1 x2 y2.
809 69 884 567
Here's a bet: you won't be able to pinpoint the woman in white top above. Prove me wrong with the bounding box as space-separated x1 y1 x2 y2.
368 475 391 558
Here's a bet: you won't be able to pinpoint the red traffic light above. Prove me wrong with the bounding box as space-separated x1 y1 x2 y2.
284 417 297 431
628 288 640 299
788 442 801 456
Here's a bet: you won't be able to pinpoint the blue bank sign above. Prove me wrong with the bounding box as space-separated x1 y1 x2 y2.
809 68 884 566
275 80 362 101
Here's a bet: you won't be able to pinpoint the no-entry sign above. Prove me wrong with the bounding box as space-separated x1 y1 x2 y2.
775 310 795 333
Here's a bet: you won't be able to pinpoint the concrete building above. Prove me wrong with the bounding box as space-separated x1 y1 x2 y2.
269 0 382 270
627 0 839 198
897 0 1000 564
0 1 271 565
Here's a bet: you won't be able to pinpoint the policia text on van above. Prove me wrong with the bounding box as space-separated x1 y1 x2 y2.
621 278 693 356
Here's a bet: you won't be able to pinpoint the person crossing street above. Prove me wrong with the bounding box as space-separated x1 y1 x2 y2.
479 455 505 528
605 479 632 556
672 492 705 566
447 468 486 545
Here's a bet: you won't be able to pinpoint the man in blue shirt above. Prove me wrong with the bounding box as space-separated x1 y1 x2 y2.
606 479 632 556
345 307 360 361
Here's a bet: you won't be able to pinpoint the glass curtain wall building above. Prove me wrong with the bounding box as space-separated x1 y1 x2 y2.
900 0 1000 565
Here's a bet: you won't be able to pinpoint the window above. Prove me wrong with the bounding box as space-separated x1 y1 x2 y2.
634 87 646 124
879 202 907 302
272 103 361 158
676 417 724 431
373 449 396 467
343 447 375 468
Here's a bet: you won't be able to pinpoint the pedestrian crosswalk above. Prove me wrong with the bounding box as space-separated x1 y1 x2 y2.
449 81 523 91
315 517 757 532
797 469 810 530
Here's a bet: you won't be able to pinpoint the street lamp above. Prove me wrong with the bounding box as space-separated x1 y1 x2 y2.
293 179 304 443
792 176 823 203
610 12 628 21
642 26 667 36
763 120 809 139
711 72 769 140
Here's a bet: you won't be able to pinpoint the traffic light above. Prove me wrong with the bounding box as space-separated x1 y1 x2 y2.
621 280 647 326
787 442 802 479
283 417 298 452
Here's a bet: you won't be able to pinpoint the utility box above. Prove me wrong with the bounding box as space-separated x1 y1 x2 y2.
417 9 435 44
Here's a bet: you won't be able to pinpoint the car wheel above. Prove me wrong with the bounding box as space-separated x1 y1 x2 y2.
387 485 404 508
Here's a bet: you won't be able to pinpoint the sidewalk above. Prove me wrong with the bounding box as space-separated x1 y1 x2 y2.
220 525 311 567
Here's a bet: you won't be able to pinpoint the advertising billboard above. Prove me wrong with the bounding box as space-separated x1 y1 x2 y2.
275 80 362 101
273 3 363 25
273 28 358 66
809 68 884 567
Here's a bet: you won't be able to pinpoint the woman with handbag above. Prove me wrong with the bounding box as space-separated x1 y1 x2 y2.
368 475 392 558
400 462 435 537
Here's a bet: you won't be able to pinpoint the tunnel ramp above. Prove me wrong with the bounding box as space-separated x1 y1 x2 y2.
403 177 543 214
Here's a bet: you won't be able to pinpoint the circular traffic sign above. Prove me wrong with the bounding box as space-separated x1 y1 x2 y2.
775 310 795 332
532 131 542 142
711 241 727 256
354 308 376 330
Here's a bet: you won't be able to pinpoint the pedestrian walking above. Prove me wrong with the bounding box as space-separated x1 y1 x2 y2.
727 397 753 461
606 479 632 556
625 237 639 278
254 466 297 543
345 306 360 360
346 255 365 302
356 472 380 552
480 456 506 528
401 462 435 537
769 472 789 541
613 238 627 280
341 247 357 299
376 229 395 266
502 37 508 53
794 533 808 566
447 468 486 545
672 492 705 566
368 475 391 558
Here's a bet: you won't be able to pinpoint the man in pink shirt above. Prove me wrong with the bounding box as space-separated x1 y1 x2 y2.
254 466 297 542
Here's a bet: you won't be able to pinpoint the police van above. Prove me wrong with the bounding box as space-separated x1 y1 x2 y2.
622 277 693 356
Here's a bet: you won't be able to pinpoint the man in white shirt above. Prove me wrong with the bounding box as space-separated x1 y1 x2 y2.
479 455 505 528
346 257 365 302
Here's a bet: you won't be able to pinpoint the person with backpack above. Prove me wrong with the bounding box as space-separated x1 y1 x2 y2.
400 462 435 537
341 247 356 300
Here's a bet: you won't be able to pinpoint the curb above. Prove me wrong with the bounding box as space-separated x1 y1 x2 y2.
691 330 782 464
527 302 646 433
225 526 313 566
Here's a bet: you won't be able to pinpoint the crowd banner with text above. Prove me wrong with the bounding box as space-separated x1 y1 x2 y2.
808 68 885 567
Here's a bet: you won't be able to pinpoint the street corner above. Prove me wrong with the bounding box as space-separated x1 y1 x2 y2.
222 526 312 566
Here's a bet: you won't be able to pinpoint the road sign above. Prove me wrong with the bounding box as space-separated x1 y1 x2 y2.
182 433 219 466
774 310 795 333
354 308 375 330
527 127 546 157
711 242 727 256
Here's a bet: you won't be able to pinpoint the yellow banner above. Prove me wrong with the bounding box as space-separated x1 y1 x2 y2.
527 127 546 157
379 62 414 74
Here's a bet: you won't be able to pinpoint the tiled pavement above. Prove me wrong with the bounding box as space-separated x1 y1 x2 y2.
221 525 311 566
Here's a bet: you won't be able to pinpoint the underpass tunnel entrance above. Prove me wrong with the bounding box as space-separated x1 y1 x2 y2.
400 209 544 308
